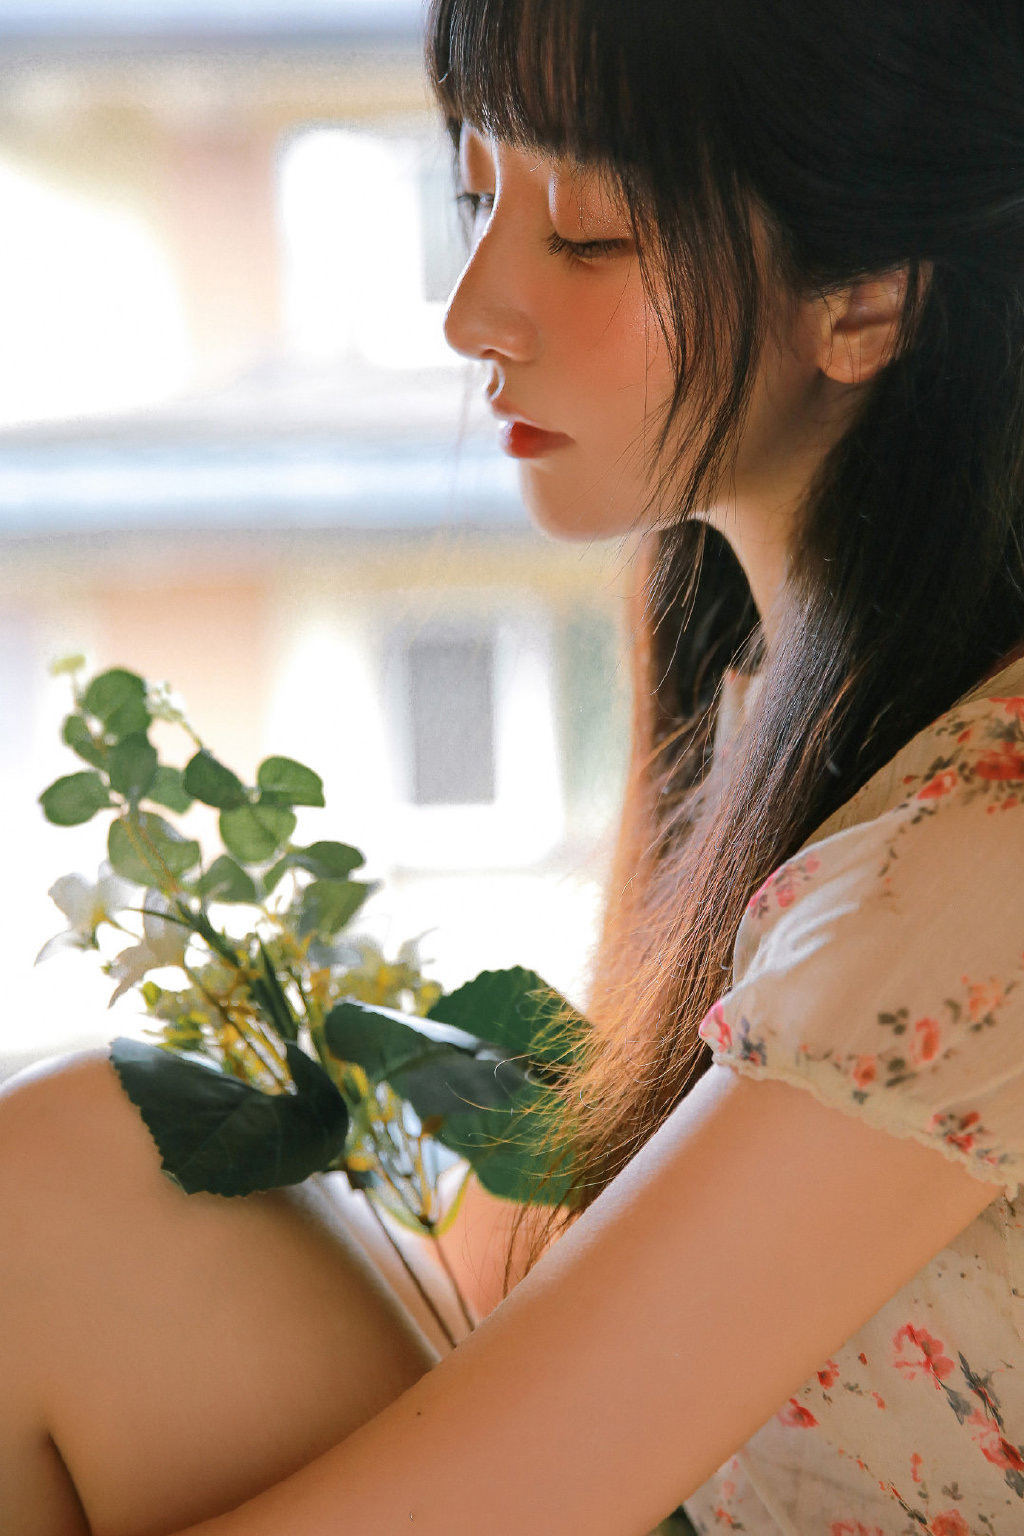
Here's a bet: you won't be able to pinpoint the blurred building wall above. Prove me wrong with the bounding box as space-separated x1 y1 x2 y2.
0 8 636 1083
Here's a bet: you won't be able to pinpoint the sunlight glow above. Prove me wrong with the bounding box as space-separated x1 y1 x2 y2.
0 156 191 426
279 128 461 370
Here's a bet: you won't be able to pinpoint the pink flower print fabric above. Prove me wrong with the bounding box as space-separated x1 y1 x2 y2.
676 660 1024 1533
702 689 1024 1199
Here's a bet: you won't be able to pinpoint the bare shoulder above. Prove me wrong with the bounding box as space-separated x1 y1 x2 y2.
0 1050 438 1536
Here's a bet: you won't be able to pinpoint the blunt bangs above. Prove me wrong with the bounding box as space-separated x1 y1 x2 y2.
427 0 608 160
426 0 707 176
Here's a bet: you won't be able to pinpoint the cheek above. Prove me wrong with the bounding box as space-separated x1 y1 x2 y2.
557 276 673 425
520 272 678 540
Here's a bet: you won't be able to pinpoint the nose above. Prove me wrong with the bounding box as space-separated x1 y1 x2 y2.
443 225 540 365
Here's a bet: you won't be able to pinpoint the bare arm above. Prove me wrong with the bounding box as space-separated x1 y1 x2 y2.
163 1061 997 1536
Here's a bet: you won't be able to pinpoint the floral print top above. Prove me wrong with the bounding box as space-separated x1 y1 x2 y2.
680 654 1024 1536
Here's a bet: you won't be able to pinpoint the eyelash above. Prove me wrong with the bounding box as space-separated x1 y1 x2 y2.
456 192 626 264
545 231 627 264
456 191 492 219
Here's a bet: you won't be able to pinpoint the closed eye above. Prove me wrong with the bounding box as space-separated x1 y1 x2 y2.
546 231 634 264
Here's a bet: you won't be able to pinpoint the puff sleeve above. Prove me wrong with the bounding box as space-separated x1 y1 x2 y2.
698 708 1024 1201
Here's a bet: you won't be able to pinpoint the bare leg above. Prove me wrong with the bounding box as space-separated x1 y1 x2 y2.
0 1051 447 1536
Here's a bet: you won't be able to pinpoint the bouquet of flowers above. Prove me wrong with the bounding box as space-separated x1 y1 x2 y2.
36 657 587 1344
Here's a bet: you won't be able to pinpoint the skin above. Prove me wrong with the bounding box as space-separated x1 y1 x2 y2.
447 127 912 637
0 130 994 1535
0 1049 535 1534
0 1051 445 1536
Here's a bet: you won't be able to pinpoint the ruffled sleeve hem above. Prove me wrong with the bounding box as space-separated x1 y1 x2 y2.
706 1046 1023 1204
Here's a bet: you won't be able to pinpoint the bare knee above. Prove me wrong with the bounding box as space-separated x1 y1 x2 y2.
0 1049 442 1533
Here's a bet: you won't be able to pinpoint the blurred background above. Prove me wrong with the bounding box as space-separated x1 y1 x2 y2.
0 0 635 1083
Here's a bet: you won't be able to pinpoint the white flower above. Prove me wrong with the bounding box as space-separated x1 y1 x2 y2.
36 862 136 964
397 930 437 970
146 679 188 726
107 893 189 1006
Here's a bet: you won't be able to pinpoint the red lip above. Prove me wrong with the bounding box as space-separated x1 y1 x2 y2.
497 421 573 460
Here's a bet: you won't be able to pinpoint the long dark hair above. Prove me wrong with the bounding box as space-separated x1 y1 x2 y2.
427 0 1024 1288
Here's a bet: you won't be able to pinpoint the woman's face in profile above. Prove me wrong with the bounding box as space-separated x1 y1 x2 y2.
444 125 677 542
444 126 839 581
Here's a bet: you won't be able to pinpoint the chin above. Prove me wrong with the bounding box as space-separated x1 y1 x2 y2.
519 472 636 543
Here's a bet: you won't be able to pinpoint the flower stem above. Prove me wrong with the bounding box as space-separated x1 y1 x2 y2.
183 966 289 1089
361 1194 459 1352
367 1123 477 1338
432 1236 478 1334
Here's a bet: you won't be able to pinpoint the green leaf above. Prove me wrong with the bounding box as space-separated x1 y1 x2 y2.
325 997 466 1081
82 669 151 738
107 732 158 802
182 750 248 810
256 756 325 808
427 967 587 1074
261 855 293 895
399 1045 528 1117
61 714 106 769
323 999 527 1115
108 813 201 885
331 971 591 1210
322 997 573 1207
82 667 146 720
297 879 374 938
220 803 296 865
110 1037 349 1196
438 1096 577 1206
39 771 112 826
291 841 366 880
261 841 365 896
196 855 258 904
297 840 365 877
106 697 153 740
148 766 194 814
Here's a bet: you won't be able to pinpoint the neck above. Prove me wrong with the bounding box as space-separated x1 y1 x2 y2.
693 499 791 652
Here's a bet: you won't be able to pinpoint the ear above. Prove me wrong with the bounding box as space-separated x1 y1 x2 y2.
812 265 923 386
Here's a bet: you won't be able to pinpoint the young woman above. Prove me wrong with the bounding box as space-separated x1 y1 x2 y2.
6 0 1024 1530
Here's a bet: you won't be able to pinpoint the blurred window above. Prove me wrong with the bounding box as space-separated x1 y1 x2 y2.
278 126 465 368
381 603 564 870
0 156 189 427
0 613 34 777
405 633 497 806
558 611 630 829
